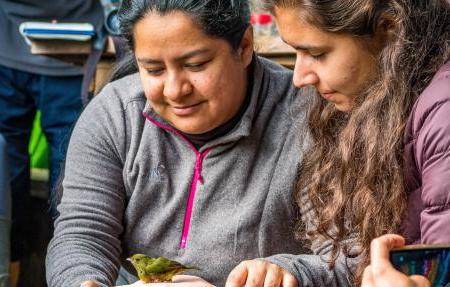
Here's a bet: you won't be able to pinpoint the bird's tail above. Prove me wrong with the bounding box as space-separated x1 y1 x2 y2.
184 265 201 271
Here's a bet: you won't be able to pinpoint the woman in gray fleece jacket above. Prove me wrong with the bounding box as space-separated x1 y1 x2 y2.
46 1 358 287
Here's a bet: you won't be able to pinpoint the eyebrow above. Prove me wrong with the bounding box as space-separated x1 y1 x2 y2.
280 38 319 51
137 48 210 64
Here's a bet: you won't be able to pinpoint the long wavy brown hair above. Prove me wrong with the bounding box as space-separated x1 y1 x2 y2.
264 0 450 284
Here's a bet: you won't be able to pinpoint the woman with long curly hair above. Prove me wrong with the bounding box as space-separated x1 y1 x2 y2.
226 0 450 286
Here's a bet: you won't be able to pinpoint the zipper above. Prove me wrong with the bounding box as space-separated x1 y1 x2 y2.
143 113 212 249
180 148 211 248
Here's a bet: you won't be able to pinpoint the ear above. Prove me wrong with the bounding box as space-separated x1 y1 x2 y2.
375 12 397 43
370 12 396 54
237 26 254 67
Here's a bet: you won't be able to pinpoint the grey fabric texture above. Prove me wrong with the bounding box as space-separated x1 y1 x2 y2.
45 56 356 287
0 0 103 76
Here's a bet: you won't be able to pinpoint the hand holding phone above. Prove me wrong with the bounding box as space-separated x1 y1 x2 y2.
361 234 431 287
390 242 450 286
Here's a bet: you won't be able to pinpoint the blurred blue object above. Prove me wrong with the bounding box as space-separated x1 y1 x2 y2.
100 0 122 35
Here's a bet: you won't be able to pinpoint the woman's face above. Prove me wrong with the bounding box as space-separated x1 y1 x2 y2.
134 11 253 134
274 7 381 112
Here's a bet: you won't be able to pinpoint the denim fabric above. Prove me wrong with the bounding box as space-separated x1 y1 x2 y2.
115 267 137 285
0 134 11 287
0 65 83 261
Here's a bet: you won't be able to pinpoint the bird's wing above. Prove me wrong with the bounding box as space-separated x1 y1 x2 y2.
145 257 182 274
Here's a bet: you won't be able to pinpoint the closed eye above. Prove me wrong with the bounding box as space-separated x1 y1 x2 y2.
310 52 325 60
184 60 211 71
146 68 164 76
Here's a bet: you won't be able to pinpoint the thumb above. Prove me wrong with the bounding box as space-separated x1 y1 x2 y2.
370 234 405 274
410 275 431 287
80 281 99 287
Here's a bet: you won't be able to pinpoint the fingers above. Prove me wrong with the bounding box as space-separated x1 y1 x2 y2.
281 272 298 287
226 261 249 287
261 264 282 287
370 234 405 275
226 260 297 287
242 261 265 287
361 265 431 287
171 275 205 283
409 275 431 287
367 235 431 287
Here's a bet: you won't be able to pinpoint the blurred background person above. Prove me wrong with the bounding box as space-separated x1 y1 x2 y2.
0 134 11 287
0 1 103 285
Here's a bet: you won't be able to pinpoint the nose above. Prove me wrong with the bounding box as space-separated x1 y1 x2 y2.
163 71 193 101
292 56 319 88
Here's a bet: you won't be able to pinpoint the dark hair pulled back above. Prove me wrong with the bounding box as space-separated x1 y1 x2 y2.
110 0 250 81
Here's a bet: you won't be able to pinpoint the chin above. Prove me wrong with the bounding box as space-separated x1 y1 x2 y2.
334 103 352 113
175 124 212 135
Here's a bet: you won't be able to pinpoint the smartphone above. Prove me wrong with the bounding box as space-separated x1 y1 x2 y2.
390 244 450 287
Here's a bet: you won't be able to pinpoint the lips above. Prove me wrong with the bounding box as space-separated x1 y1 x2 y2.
171 102 203 116
319 90 337 101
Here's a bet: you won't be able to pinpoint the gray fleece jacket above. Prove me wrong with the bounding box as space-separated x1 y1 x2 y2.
45 56 355 287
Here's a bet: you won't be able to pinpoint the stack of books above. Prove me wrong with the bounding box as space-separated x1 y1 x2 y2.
19 22 95 44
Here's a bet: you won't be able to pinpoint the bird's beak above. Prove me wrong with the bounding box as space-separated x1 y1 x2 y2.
126 258 132 262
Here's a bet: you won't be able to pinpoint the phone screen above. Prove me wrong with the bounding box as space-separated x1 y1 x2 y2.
390 245 450 286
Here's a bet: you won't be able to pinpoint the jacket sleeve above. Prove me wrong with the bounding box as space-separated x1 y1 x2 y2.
45 90 127 287
263 245 358 287
415 76 450 244
262 188 359 287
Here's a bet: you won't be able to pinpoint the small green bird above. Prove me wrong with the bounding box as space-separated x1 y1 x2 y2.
127 254 199 283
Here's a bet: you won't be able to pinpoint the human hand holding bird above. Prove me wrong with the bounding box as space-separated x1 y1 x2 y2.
118 275 215 286
127 254 199 283
81 275 214 287
80 255 215 287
